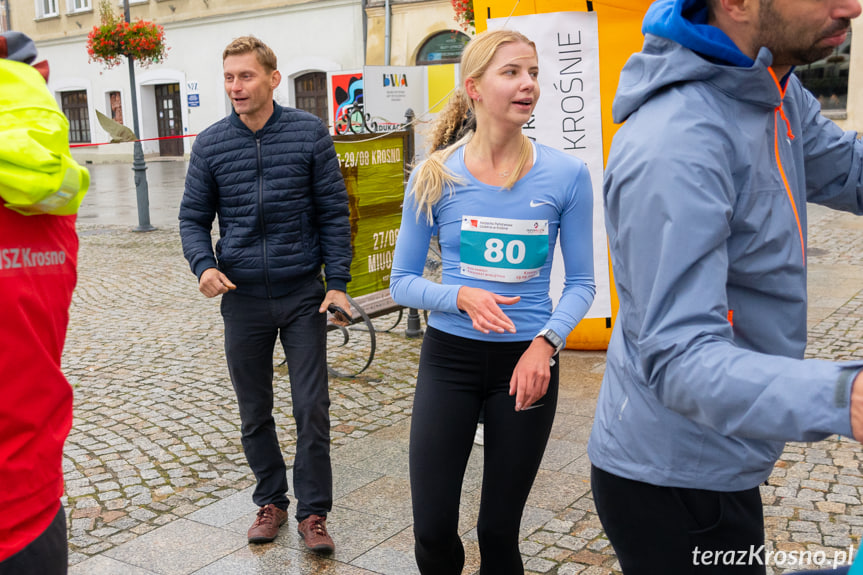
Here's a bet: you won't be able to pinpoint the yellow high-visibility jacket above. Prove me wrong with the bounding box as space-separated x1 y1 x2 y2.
0 58 89 215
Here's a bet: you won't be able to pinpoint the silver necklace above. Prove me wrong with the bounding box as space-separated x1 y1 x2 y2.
467 138 524 178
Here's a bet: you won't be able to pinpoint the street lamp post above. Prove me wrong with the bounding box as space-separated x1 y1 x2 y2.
402 108 424 339
124 0 154 232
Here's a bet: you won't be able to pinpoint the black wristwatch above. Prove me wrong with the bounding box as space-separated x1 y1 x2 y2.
536 328 564 354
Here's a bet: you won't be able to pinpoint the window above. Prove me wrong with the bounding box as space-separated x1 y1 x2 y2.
295 72 328 125
67 0 90 12
108 91 123 125
416 31 470 65
796 30 852 112
36 0 59 18
0 2 9 32
61 90 91 143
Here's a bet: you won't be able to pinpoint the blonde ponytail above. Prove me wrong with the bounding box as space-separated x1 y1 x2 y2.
409 88 474 224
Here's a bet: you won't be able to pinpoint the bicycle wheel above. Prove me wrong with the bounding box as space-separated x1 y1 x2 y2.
326 294 376 378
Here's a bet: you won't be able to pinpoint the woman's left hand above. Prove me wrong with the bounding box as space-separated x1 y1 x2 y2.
509 338 555 411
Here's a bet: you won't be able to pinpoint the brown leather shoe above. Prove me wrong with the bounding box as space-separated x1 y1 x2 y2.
297 514 335 553
247 504 288 543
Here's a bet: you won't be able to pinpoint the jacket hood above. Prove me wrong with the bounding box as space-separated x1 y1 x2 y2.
614 0 782 123
643 0 752 67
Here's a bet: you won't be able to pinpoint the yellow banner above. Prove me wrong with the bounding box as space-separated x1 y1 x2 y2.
334 132 407 313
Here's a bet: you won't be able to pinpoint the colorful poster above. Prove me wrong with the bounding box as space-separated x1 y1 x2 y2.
328 71 364 135
334 132 406 316
488 12 611 319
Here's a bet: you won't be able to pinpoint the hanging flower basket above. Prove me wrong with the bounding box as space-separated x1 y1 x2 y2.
86 3 167 69
451 0 474 32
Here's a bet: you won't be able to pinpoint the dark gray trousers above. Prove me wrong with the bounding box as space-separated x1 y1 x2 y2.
592 465 765 574
0 505 66 575
220 277 332 521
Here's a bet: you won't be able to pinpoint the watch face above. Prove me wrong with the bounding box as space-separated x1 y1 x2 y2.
543 330 563 349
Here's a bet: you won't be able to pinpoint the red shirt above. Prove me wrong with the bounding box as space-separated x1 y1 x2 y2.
0 205 77 561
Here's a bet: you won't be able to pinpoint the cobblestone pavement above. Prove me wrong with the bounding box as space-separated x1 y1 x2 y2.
63 225 422 564
63 161 863 574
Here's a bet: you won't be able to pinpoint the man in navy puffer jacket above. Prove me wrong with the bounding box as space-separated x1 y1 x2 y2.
179 36 351 553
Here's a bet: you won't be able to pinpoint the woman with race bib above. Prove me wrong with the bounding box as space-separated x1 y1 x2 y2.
389 28 596 575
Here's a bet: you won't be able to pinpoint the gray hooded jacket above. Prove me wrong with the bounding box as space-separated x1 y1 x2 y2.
588 29 863 490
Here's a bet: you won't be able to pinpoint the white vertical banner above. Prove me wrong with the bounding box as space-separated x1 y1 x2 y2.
363 64 461 163
489 12 611 319
363 66 428 132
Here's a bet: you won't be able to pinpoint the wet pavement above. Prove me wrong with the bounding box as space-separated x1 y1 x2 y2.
77 159 188 230
62 159 863 574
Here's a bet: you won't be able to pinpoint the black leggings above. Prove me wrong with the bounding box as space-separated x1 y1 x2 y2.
410 327 559 575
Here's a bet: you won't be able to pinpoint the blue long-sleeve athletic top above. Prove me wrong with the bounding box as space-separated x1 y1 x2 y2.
389 142 596 342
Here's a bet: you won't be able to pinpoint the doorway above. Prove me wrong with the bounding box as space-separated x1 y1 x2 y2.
295 72 328 126
154 83 183 156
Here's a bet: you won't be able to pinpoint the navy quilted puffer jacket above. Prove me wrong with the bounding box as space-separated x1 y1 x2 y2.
179 104 351 299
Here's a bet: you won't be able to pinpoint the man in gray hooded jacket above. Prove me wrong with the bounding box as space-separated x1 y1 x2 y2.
588 0 863 571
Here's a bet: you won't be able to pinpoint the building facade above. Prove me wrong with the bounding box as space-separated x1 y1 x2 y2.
806 22 860 132
10 0 861 163
364 0 467 66
9 0 366 161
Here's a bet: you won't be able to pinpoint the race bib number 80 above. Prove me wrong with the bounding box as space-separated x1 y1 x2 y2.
460 216 548 283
